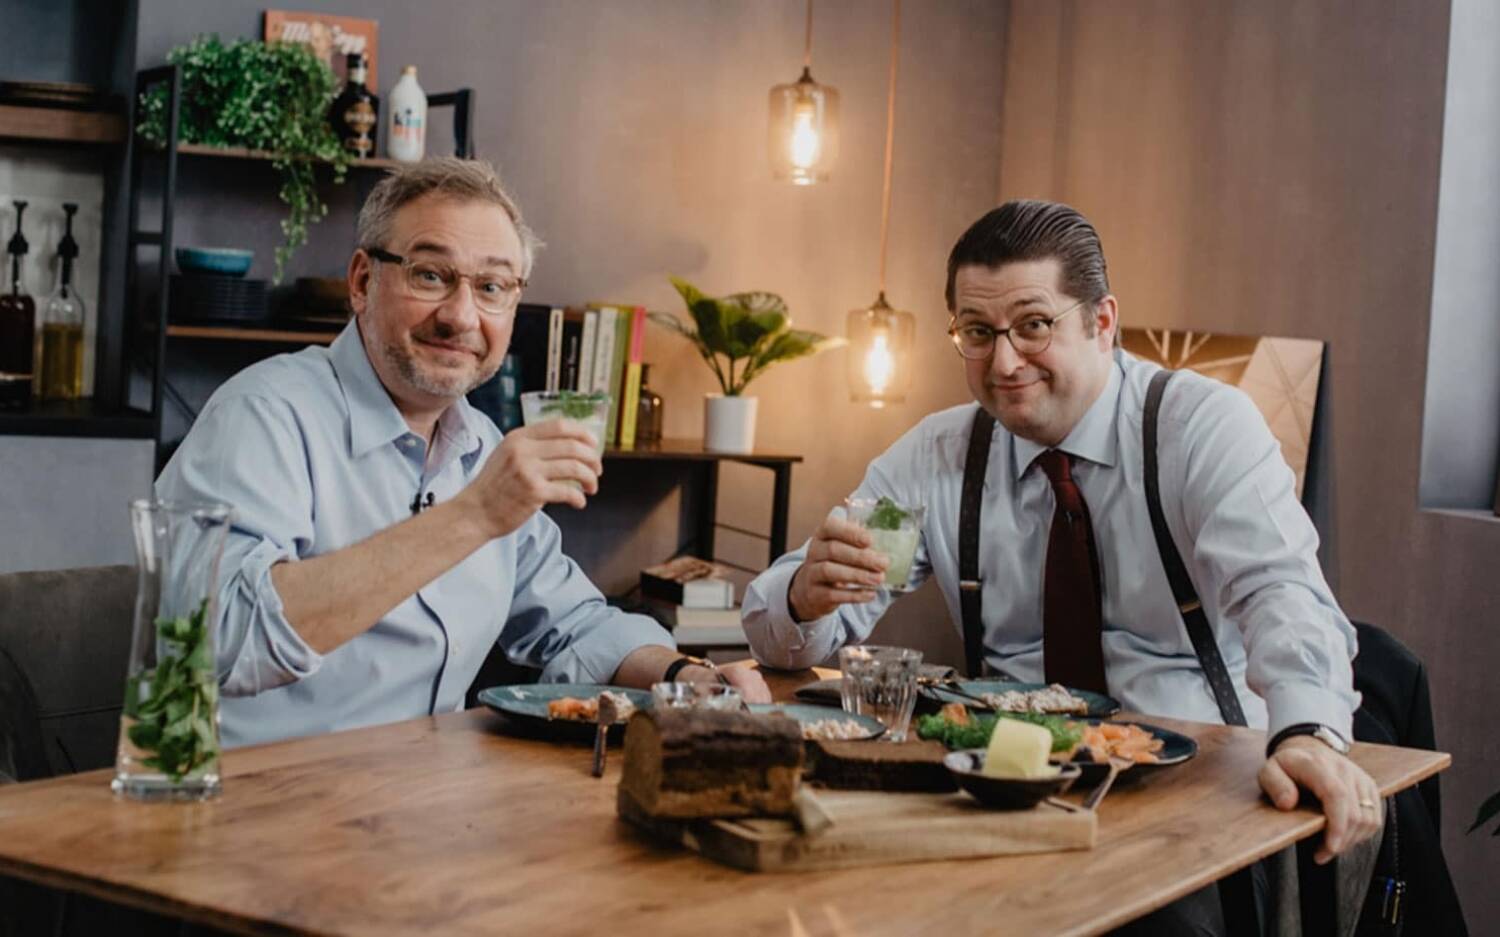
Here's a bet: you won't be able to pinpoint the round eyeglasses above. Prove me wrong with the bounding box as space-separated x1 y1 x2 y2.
366 247 527 316
946 299 1088 360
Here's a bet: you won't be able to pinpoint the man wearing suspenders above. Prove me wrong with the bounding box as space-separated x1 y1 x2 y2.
743 200 1382 934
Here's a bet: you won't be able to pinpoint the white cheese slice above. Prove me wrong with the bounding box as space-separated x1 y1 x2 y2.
982 718 1061 779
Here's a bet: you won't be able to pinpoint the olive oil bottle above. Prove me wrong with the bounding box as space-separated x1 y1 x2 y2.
41 203 85 400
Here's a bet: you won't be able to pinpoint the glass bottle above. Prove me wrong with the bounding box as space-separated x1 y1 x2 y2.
636 363 664 443
0 200 35 411
387 65 427 162
114 499 235 802
41 202 85 401
328 52 379 159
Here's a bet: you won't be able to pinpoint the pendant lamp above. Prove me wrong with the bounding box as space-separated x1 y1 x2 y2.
768 0 840 184
847 0 914 407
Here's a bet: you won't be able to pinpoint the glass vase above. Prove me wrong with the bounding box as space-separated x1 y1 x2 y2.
112 499 234 801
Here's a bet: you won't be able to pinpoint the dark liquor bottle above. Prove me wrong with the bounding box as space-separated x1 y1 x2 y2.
0 200 35 411
329 53 379 159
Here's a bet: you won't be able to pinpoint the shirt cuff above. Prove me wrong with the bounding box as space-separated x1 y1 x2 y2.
537 611 674 684
748 563 838 669
1262 680 1356 742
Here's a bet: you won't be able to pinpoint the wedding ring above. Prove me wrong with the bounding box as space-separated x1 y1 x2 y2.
1359 799 1377 809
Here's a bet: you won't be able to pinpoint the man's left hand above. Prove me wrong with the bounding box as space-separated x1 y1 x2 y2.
1259 735 1383 865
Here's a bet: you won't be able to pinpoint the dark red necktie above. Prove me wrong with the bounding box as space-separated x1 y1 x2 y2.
1036 450 1108 694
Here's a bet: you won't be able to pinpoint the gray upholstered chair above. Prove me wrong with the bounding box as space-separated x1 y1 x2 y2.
0 565 136 779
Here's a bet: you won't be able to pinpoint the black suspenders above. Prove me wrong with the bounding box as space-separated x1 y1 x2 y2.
959 408 996 678
956 372 1247 727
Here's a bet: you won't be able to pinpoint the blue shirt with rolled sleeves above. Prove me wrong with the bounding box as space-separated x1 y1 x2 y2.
743 349 1360 741
155 321 673 748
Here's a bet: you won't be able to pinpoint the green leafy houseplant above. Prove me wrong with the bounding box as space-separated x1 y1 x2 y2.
137 35 351 281
651 276 845 396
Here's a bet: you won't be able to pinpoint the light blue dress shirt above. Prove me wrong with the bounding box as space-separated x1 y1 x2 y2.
743 349 1359 739
156 322 673 748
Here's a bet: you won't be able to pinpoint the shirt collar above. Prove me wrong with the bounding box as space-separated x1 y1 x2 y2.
1013 353 1124 477
330 320 484 464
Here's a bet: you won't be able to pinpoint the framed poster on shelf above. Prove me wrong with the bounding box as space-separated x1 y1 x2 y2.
263 10 379 87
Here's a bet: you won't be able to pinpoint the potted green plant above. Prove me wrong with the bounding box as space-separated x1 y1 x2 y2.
652 276 845 452
137 35 352 281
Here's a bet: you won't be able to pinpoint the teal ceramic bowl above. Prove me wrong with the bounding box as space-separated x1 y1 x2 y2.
176 247 254 277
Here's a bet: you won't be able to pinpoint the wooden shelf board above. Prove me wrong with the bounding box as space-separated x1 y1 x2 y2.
0 105 125 145
176 143 398 170
166 324 340 344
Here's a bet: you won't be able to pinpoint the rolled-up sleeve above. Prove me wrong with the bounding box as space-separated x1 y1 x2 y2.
500 509 673 683
1176 384 1360 739
155 392 324 697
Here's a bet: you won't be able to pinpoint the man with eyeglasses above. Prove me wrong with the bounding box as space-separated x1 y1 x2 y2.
157 158 769 748
744 200 1379 935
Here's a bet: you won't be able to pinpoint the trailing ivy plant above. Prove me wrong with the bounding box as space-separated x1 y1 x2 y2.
138 35 351 281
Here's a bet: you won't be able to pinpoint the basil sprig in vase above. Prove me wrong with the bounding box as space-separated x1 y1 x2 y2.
113 499 234 801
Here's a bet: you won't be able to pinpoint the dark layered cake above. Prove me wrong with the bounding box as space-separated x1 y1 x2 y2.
808 737 957 792
618 708 804 819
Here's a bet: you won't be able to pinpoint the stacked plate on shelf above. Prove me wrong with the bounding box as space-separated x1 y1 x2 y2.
168 247 268 324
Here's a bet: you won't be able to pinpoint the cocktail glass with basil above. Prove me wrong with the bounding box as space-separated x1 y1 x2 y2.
519 391 611 488
845 496 925 593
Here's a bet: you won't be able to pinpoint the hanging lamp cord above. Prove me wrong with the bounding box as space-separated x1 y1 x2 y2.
877 0 900 296
804 0 815 70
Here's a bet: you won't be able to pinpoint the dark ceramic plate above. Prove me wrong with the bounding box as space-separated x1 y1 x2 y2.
477 684 652 742
1062 719 1199 786
922 680 1122 718
944 749 1082 809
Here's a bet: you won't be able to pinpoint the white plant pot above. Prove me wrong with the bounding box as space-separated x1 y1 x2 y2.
704 394 758 453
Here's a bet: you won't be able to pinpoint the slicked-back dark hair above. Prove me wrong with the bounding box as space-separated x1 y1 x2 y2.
944 200 1110 326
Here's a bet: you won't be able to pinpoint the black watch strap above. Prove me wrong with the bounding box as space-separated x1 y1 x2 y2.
662 655 711 684
1267 722 1349 757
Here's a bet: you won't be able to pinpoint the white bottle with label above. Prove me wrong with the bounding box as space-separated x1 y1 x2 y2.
387 66 427 162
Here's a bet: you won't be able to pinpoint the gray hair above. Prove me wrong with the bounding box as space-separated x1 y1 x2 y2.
356 157 542 275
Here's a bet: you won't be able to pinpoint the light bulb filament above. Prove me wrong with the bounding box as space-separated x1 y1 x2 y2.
864 332 894 395
790 100 820 169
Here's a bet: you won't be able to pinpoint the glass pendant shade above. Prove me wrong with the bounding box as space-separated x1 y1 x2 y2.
768 68 840 184
846 293 914 407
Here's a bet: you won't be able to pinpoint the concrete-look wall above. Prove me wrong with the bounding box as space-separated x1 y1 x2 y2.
999 0 1495 922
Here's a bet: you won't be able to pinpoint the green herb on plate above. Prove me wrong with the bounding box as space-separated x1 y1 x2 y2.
916 710 1081 753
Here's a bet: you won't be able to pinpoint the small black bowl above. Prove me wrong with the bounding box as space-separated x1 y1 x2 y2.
944 749 1082 809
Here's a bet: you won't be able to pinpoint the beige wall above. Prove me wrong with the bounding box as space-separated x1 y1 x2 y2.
997 0 1494 922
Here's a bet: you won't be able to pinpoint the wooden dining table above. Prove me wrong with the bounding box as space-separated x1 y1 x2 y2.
0 666 1450 937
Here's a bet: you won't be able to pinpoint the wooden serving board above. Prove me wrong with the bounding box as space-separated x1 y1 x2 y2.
619 787 1096 872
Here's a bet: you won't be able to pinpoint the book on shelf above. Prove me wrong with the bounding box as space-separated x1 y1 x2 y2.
590 306 620 442
577 308 598 392
544 306 564 392
617 305 647 447
559 310 583 391
643 599 747 647
640 556 735 609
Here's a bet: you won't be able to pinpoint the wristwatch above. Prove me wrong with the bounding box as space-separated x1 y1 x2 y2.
662 654 725 684
1267 723 1351 757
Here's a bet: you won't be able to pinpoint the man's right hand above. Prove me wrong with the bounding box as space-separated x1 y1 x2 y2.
462 420 604 539
787 512 890 621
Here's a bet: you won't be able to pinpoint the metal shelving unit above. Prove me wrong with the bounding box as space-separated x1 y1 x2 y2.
122 65 475 466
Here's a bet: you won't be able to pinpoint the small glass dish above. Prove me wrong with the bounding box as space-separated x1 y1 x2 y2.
650 681 743 711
